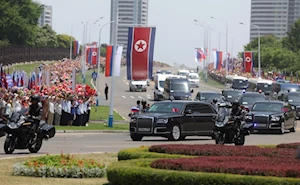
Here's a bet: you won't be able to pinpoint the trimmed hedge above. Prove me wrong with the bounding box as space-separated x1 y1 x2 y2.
151 156 300 178
277 143 300 149
118 147 191 161
107 158 300 185
149 144 296 158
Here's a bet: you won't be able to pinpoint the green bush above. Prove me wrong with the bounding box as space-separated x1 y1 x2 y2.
118 147 190 161
107 159 300 185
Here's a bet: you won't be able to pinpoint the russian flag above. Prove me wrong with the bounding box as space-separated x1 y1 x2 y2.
214 51 223 70
126 27 156 80
105 46 114 77
195 48 206 63
131 107 139 113
73 41 80 55
105 45 123 77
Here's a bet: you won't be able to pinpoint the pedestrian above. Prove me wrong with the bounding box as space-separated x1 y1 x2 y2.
197 66 199 73
92 71 97 84
105 83 108 100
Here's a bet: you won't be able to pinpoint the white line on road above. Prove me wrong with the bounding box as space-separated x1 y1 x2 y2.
138 96 143 98
126 83 129 85
122 96 126 98
130 96 135 98
147 94 151 96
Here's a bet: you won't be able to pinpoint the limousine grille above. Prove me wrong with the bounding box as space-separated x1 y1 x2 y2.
254 116 269 124
137 118 153 133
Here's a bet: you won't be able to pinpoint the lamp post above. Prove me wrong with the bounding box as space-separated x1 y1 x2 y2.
210 16 228 85
210 28 222 51
194 23 205 71
96 17 127 106
239 22 261 78
194 19 209 82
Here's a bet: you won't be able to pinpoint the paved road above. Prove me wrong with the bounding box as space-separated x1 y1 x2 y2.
0 130 300 159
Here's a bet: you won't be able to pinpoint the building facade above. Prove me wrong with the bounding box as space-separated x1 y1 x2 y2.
250 0 300 41
34 1 53 28
110 0 149 55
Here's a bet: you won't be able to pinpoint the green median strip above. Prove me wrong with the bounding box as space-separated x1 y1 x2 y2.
90 106 125 121
199 71 225 89
55 123 128 131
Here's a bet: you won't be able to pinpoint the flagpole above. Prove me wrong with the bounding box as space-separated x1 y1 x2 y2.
70 25 73 60
108 8 119 128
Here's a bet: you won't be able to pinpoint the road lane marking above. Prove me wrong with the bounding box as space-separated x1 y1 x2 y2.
122 96 126 98
130 96 135 98
126 83 129 85
138 96 143 98
147 94 151 96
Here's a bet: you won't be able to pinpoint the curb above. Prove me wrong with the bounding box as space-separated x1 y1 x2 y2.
56 130 129 133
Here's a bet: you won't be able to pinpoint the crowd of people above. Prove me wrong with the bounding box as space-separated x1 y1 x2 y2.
0 59 97 126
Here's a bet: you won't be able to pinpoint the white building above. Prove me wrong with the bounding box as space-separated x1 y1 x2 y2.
250 0 300 41
34 1 53 28
110 0 149 55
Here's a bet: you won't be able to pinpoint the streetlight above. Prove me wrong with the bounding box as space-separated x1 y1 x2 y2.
194 23 205 72
210 28 221 51
239 22 261 78
210 16 228 85
69 21 85 60
194 19 209 82
95 17 128 106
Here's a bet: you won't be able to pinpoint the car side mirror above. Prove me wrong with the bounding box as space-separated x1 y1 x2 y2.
185 109 192 114
191 89 194 93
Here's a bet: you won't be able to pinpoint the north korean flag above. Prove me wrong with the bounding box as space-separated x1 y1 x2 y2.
126 27 156 80
90 48 98 65
243 52 255 73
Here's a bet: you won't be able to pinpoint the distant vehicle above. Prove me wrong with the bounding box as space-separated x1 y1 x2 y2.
195 91 223 104
270 82 300 100
248 78 273 95
154 74 173 101
226 75 248 90
188 73 200 88
281 91 300 120
245 101 296 134
129 80 148 92
221 89 242 103
129 101 217 141
177 70 190 77
163 77 193 100
239 92 266 110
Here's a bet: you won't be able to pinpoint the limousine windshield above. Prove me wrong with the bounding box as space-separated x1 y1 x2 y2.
257 83 272 92
232 79 248 89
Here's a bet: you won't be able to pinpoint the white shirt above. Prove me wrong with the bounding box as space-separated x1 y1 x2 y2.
65 101 71 113
55 103 62 115
49 102 54 113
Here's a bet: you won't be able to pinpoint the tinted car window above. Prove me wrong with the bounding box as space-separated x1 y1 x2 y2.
241 96 265 105
252 102 283 112
148 102 184 113
189 104 215 114
170 83 190 93
200 93 222 101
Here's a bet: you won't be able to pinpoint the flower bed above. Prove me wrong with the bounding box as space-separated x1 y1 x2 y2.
13 153 106 178
149 144 296 158
277 143 300 149
151 156 300 178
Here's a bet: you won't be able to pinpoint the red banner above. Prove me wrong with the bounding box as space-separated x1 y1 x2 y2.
243 52 254 73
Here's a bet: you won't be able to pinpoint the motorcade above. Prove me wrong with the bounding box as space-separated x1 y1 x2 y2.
129 80 148 92
214 103 252 146
129 101 217 141
177 70 190 77
239 92 266 110
248 78 273 95
188 73 200 88
270 82 300 100
226 75 248 90
162 77 193 100
0 108 56 154
154 74 173 101
195 91 223 104
281 91 300 120
245 101 296 134
221 89 242 103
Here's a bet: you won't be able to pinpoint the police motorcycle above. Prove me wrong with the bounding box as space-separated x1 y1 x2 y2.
213 102 252 146
0 108 56 154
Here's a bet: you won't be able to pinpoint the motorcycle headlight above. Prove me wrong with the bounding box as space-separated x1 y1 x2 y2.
156 118 168 124
7 122 18 129
271 116 280 121
215 122 225 127
245 115 252 120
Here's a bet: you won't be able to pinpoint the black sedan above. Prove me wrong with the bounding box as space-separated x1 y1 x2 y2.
129 101 217 141
282 91 300 120
245 101 296 134
195 91 224 104
221 89 242 103
239 92 266 110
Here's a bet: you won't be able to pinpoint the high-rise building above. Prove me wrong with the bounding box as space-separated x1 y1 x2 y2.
250 0 300 41
110 0 149 55
34 1 53 28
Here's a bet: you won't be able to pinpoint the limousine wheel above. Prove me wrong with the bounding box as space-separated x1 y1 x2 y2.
130 134 143 141
290 119 297 132
168 124 181 141
279 121 285 134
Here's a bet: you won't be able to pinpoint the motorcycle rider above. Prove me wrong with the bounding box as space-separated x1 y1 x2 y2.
231 102 243 117
28 94 44 136
211 98 219 110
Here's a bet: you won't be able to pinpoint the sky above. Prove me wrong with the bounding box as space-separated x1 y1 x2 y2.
38 0 251 68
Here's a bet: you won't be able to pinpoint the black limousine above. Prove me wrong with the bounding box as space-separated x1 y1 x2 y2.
129 101 217 141
245 101 296 134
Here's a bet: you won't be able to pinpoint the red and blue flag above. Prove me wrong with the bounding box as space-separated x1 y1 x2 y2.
73 41 80 55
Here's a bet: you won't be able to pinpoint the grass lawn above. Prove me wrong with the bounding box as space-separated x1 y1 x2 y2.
11 62 45 74
76 70 93 88
90 106 124 121
55 123 128 130
0 153 117 185
199 71 225 89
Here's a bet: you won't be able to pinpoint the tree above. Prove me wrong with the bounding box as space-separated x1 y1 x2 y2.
282 18 300 52
57 34 75 48
34 25 58 47
0 0 42 45
100 43 107 57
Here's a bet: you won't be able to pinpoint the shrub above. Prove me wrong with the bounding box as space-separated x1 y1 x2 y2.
149 144 296 158
277 143 300 149
107 158 300 185
13 153 106 178
151 156 300 178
